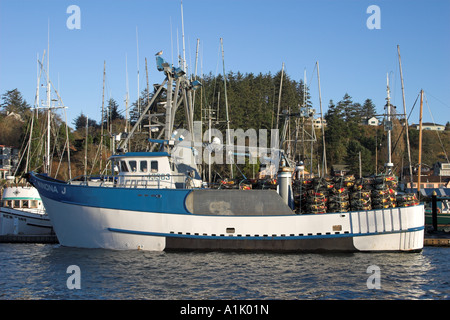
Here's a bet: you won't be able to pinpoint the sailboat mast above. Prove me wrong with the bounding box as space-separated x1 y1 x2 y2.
221 37 232 178
100 61 106 172
385 73 393 172
85 115 88 179
136 27 141 132
316 61 327 176
46 23 51 174
125 55 129 133
276 62 284 130
397 45 413 184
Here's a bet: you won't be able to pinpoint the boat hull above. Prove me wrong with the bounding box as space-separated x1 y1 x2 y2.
29 173 424 252
38 195 424 252
0 207 53 236
1 185 53 236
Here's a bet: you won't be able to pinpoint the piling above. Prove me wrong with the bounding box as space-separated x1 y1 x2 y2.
431 191 438 232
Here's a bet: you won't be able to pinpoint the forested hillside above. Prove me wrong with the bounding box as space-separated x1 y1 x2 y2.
1 69 449 181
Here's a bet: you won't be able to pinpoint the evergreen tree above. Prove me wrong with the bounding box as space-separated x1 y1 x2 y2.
1 89 30 117
361 99 377 120
73 112 98 131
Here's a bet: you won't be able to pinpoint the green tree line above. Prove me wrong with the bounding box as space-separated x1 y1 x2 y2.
2 68 449 180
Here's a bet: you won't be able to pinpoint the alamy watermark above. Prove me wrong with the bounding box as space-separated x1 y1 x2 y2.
366 265 381 289
168 122 282 171
366 5 381 30
66 265 81 289
66 5 81 30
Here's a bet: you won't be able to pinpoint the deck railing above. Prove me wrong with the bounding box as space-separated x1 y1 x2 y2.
69 173 192 189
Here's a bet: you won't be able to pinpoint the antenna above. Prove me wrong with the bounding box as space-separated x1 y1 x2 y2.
170 16 174 66
181 0 187 74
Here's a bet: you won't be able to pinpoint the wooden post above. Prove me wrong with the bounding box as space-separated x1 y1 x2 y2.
417 90 424 197
431 190 438 231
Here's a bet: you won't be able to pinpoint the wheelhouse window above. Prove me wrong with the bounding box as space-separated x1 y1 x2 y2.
13 200 20 208
129 160 137 172
151 161 158 173
30 200 38 208
140 160 148 172
120 161 129 172
22 200 29 208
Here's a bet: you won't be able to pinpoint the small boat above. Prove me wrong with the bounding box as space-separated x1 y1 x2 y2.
425 199 450 225
0 181 53 236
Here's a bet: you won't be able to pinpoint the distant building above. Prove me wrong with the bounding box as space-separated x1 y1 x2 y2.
412 123 445 131
364 116 379 126
0 145 19 179
313 117 327 129
433 162 450 176
331 164 350 177
404 175 450 190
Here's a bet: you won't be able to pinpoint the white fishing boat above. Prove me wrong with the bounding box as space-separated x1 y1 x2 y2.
0 180 52 236
27 53 424 252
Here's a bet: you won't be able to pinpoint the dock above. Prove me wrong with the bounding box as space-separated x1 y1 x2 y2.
424 230 450 247
0 234 58 244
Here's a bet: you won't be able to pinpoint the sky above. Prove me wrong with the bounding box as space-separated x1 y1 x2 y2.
0 0 449 128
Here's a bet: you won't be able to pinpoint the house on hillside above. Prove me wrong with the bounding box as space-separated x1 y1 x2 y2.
412 123 445 131
362 116 379 126
313 117 327 129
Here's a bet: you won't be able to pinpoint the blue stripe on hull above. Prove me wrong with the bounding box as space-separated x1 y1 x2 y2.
107 226 424 240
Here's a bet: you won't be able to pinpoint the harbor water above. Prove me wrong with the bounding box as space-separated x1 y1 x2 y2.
0 243 449 301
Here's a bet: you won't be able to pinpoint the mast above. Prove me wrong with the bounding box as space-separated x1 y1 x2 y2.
385 73 393 173
146 57 150 140
100 61 106 172
125 55 129 134
84 115 88 180
417 89 424 195
221 37 233 178
276 62 284 130
181 0 187 74
46 23 51 174
27 53 41 173
316 61 327 176
193 38 200 116
136 26 141 131
397 45 413 184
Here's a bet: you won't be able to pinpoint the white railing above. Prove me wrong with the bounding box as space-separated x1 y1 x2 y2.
69 173 191 189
